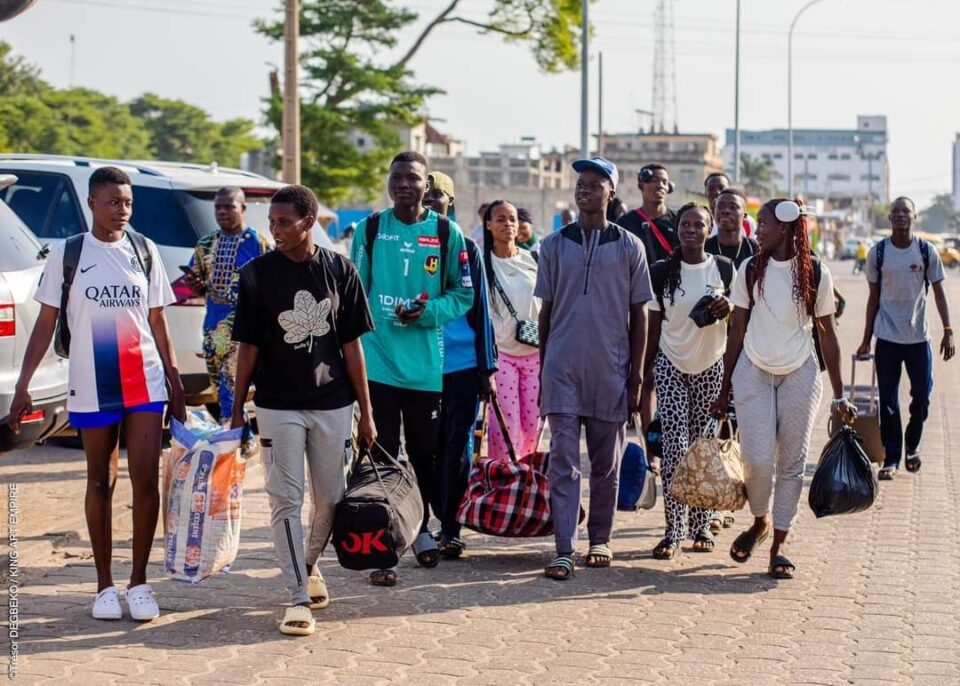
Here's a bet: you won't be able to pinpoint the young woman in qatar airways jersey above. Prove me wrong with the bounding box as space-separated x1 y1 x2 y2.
10 167 185 622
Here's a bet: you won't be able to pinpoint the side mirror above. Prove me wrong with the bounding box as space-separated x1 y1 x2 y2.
38 243 50 260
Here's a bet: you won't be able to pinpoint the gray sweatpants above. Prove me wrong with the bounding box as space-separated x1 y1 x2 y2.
547 414 625 556
256 404 354 605
732 354 822 532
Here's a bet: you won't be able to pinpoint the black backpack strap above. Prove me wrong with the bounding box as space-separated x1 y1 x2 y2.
363 211 381 269
918 239 931 293
649 259 669 317
875 237 886 299
812 255 822 289
715 255 734 296
438 214 450 295
745 256 757 309
125 229 153 284
55 234 85 357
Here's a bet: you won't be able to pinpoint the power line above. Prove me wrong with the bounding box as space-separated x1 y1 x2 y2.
47 0 264 20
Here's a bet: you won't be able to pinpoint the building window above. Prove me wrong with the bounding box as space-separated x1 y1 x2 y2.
773 153 783 159
794 154 803 160
807 153 817 159
828 154 838 160
762 153 771 160
861 174 882 181
840 154 851 160
827 173 851 181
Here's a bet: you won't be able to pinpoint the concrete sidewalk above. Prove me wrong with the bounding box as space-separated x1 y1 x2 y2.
3 264 959 685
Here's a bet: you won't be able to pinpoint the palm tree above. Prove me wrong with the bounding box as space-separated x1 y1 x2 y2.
740 154 779 198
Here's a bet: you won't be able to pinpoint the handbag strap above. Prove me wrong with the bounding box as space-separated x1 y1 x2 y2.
473 401 488 464
491 272 522 324
489 395 519 462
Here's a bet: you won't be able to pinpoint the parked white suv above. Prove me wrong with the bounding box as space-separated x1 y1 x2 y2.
0 155 334 406
0 174 69 452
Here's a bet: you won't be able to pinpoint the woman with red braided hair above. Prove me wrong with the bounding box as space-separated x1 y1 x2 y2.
711 198 855 579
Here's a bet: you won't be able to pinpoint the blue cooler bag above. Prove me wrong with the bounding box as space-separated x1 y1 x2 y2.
618 416 658 511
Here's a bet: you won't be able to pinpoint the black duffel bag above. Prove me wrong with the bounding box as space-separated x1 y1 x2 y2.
808 425 878 518
332 443 424 570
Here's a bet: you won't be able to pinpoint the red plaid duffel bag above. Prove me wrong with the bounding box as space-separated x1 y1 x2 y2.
457 399 576 538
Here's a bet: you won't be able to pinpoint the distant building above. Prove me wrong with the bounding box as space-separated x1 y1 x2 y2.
430 137 578 191
597 131 724 202
724 115 889 205
952 133 960 212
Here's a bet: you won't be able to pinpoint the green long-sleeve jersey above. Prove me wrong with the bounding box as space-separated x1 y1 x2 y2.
351 208 473 392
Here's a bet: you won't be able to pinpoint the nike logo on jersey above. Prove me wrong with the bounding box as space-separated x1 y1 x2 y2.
80 264 97 273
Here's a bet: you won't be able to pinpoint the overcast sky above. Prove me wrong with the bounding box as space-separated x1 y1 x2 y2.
7 0 959 206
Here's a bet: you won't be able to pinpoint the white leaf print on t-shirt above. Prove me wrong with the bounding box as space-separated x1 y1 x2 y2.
278 290 332 353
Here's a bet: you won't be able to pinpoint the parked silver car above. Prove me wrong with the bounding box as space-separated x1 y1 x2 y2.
0 174 69 452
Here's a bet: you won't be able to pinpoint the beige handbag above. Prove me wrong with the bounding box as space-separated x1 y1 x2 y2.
669 418 747 511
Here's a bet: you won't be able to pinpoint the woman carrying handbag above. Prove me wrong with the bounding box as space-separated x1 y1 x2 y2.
641 203 735 560
483 200 542 461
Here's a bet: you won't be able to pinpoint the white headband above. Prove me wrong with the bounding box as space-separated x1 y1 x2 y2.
774 200 814 223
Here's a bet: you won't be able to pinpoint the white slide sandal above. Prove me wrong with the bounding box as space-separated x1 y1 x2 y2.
92 586 122 620
124 583 160 621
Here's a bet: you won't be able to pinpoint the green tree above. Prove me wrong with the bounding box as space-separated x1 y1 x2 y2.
0 41 46 97
918 193 958 233
256 0 586 205
130 94 261 167
739 154 779 198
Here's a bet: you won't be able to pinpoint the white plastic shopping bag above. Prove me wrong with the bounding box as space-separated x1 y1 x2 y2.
162 414 245 582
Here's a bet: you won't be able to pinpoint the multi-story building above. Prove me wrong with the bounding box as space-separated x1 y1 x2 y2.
723 115 889 205
430 137 577 191
597 131 725 204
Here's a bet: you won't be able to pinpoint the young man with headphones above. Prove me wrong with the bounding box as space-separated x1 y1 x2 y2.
616 163 679 264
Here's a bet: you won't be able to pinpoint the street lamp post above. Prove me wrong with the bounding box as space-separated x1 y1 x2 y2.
734 0 741 183
787 0 826 198
580 0 589 158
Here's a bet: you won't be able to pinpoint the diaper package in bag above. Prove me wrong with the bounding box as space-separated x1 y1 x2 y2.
162 414 246 582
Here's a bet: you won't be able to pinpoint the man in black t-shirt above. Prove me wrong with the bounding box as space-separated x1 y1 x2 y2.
615 163 678 264
705 187 758 269
231 185 375 637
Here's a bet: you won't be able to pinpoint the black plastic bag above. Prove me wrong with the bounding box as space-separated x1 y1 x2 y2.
808 426 878 518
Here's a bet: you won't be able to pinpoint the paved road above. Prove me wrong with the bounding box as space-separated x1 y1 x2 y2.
3 261 959 685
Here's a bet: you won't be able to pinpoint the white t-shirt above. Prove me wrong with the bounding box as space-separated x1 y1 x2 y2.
649 256 731 375
490 250 540 357
35 232 176 413
730 256 835 375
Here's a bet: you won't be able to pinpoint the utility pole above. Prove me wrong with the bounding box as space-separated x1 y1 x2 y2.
597 51 604 157
282 0 301 184
733 0 741 183
69 34 76 88
788 0 826 197
580 0 589 158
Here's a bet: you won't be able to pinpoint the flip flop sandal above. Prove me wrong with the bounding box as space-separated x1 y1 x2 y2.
124 583 160 622
692 531 716 553
905 454 922 473
878 467 897 481
653 537 680 560
438 537 465 560
369 569 397 587
92 586 122 620
279 605 316 636
723 515 736 529
413 532 440 568
729 529 769 564
307 575 329 610
544 555 574 581
768 554 796 580
584 544 613 568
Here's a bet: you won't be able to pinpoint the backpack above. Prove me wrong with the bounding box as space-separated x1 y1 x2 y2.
364 211 450 293
745 255 826 372
54 230 153 358
875 237 930 297
649 255 734 320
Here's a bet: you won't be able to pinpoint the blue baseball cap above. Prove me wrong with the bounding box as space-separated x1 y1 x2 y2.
572 156 619 190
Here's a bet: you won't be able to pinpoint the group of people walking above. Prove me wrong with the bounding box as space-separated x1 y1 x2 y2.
7 152 953 635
